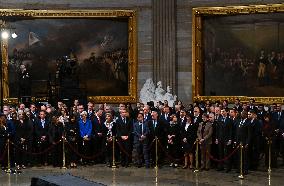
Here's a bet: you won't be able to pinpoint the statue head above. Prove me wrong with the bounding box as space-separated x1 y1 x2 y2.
166 86 171 93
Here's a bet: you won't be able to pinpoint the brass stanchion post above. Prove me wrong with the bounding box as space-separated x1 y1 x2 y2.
268 139 272 173
111 136 117 168
62 136 67 169
155 136 158 169
194 139 199 172
5 138 11 173
238 143 244 179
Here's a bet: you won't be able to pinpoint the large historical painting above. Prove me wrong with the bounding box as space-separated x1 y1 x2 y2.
1 10 137 103
192 4 284 103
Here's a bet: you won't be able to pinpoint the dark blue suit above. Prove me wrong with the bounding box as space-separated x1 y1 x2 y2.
133 121 150 167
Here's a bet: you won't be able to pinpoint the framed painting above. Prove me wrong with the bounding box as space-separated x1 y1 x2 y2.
192 4 284 104
0 9 137 104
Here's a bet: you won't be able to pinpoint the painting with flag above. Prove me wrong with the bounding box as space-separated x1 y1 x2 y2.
4 10 137 103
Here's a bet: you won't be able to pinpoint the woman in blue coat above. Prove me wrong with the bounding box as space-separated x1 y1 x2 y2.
78 111 92 165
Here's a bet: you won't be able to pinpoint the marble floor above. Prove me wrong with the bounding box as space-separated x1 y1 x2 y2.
0 165 283 186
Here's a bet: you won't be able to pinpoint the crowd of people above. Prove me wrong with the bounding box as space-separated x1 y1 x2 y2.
0 98 284 175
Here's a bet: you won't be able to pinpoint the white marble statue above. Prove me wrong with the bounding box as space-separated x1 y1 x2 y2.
155 81 166 102
139 78 156 104
139 78 178 106
163 86 177 107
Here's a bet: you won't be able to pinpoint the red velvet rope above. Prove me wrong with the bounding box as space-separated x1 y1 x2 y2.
66 141 105 160
10 140 62 155
206 145 240 163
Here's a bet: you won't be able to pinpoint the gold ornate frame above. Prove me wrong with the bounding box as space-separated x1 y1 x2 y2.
0 9 137 104
192 3 284 104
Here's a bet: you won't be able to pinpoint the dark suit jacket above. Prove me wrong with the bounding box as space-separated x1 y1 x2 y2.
179 116 187 127
92 115 105 138
147 119 168 143
160 113 171 124
133 121 150 144
234 118 250 145
143 113 152 122
34 118 50 142
116 116 132 138
216 116 233 143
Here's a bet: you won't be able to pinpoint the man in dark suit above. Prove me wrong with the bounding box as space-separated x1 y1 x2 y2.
148 110 168 167
272 104 284 166
160 106 171 124
87 102 95 121
234 98 243 113
143 105 152 122
216 108 233 172
193 106 203 125
257 104 266 121
29 103 39 122
234 111 250 175
248 99 258 112
34 110 50 165
116 109 132 167
133 113 150 168
179 109 187 127
92 109 105 163
248 110 262 170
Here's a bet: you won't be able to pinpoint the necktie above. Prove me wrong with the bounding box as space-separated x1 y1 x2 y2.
154 120 157 128
41 119 45 128
123 118 126 124
97 117 100 124
139 122 143 134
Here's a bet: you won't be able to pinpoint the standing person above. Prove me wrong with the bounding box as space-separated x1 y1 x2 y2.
179 109 187 127
87 102 95 121
18 64 31 97
262 113 277 168
34 110 50 166
234 111 250 175
14 111 33 169
167 114 181 168
133 113 150 168
78 111 92 165
116 109 132 167
181 115 197 169
103 113 116 167
148 110 168 167
48 116 64 167
197 113 213 171
0 115 8 169
65 115 79 168
248 110 262 170
92 109 105 164
215 108 233 172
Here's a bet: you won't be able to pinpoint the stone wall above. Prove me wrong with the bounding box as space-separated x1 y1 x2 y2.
0 0 283 104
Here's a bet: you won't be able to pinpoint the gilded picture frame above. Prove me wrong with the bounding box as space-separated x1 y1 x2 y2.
0 9 137 104
192 3 284 104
